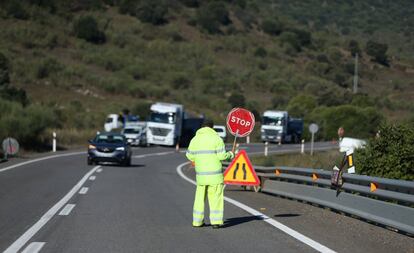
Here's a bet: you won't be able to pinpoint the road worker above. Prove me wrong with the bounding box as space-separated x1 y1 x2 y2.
186 119 234 229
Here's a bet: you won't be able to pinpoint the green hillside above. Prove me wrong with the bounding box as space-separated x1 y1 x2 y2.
0 0 413 148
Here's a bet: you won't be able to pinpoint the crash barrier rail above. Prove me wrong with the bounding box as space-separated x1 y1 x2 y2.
250 165 414 235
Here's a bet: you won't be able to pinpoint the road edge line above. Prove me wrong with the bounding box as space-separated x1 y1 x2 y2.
176 162 336 253
0 152 85 173
3 165 100 253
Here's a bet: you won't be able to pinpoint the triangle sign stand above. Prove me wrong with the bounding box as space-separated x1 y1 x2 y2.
224 150 260 186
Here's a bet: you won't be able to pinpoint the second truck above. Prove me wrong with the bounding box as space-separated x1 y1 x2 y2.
260 110 303 143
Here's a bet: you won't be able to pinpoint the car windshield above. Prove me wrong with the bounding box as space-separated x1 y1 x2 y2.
262 116 284 126
214 128 224 133
123 128 140 134
150 112 176 124
94 134 125 144
105 117 113 123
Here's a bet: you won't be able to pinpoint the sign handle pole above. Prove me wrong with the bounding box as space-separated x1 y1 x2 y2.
231 130 239 153
310 133 314 156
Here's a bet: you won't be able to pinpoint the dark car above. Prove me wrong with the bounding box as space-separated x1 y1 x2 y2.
87 133 132 166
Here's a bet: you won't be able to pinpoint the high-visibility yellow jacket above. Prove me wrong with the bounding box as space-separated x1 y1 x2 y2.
186 127 233 185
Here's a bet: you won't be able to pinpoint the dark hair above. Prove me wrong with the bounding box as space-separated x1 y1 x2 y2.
202 118 214 128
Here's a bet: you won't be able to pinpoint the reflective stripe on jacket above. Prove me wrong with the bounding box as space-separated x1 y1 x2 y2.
186 127 232 185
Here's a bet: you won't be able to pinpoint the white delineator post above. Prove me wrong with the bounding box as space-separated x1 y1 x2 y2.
301 139 305 154
246 135 250 144
52 132 57 152
264 142 268 157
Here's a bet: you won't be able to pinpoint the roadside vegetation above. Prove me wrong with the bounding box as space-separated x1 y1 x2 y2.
0 0 413 154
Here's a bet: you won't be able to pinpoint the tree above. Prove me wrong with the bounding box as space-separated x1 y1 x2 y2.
196 1 231 34
355 124 414 180
73 16 106 44
365 40 388 66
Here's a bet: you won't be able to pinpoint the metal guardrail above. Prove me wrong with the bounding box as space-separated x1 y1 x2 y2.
252 165 414 235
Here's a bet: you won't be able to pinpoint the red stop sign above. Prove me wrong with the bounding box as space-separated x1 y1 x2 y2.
226 108 255 137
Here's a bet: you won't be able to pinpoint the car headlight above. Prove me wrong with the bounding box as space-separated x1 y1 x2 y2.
116 147 125 151
88 144 96 149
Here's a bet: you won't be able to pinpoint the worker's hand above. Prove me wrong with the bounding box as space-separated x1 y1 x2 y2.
191 161 195 167
227 151 235 160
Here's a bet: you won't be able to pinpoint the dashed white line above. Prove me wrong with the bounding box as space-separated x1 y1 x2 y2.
176 162 336 253
59 204 76 216
96 168 103 173
79 187 89 195
89 175 96 181
21 242 45 253
3 165 101 253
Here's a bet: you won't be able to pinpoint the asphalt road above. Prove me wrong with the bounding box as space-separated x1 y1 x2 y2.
0 143 412 253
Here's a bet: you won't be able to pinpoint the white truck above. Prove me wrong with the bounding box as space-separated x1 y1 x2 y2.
104 114 123 132
147 103 184 146
261 110 303 143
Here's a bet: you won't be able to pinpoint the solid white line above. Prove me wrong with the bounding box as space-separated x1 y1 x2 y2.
21 242 45 253
79 187 89 195
176 162 336 253
58 204 76 216
89 176 96 181
0 152 85 173
3 165 101 253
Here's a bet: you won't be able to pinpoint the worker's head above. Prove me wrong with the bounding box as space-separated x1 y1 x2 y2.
202 118 214 128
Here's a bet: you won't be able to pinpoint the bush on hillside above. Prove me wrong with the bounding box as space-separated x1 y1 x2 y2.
254 47 267 58
196 1 231 34
355 124 414 180
0 87 29 107
0 53 10 86
280 32 301 52
348 39 361 57
179 0 199 8
365 40 388 66
6 1 29 19
261 18 283 36
228 92 245 108
134 0 168 25
36 58 64 79
286 94 317 118
73 16 106 44
118 0 138 15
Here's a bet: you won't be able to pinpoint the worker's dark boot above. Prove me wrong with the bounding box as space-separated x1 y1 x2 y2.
192 223 204 228
212 224 222 229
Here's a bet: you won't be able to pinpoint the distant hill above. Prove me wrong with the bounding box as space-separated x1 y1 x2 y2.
0 0 413 147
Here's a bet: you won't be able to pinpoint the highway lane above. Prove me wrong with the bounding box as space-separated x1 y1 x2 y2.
1 143 412 253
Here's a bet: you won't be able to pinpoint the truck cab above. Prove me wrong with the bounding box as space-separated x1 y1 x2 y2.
261 110 303 143
147 103 183 146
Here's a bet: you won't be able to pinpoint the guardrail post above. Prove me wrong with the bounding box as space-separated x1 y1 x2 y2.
264 142 268 157
301 139 305 154
52 132 57 152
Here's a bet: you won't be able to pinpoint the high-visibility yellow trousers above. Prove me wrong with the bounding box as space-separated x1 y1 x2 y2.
192 183 224 226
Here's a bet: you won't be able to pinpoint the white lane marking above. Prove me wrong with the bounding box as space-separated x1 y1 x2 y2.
176 162 336 253
59 204 76 216
0 152 85 173
89 176 96 181
3 166 101 253
79 187 89 195
96 168 103 173
21 242 45 253
133 151 175 158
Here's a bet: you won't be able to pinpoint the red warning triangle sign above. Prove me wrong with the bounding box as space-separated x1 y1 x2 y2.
224 150 260 186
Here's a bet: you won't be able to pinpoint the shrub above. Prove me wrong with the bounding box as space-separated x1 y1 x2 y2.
280 32 301 52
365 40 388 65
261 18 283 36
119 0 138 15
179 0 199 8
6 1 28 19
36 58 64 79
132 101 152 119
135 0 168 25
355 124 414 180
0 87 29 106
73 16 106 44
